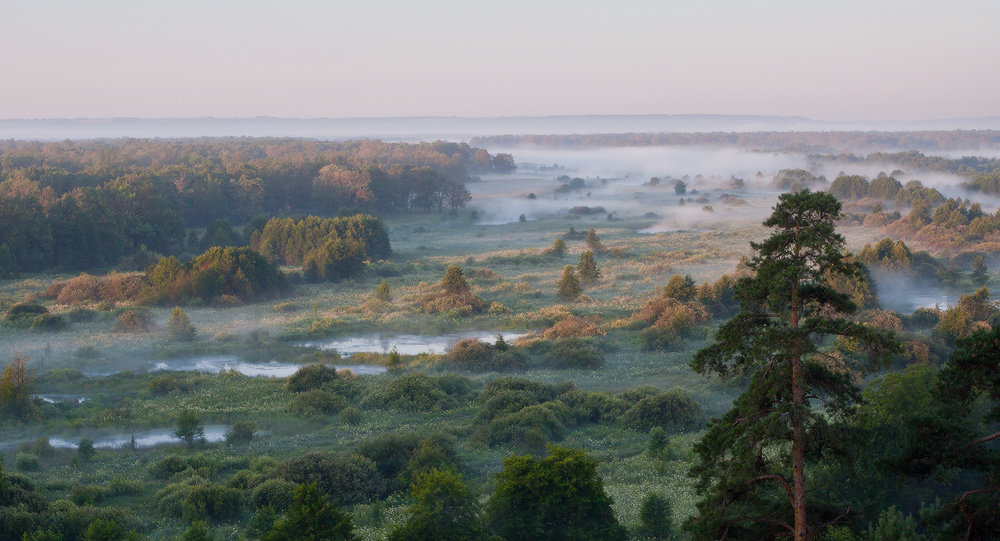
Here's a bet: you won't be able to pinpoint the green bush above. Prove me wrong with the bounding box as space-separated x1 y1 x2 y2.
286 363 340 393
15 452 40 471
622 390 703 432
149 373 195 396
71 485 108 505
252 479 297 511
156 478 242 522
544 338 605 369
289 389 346 417
3 302 47 324
225 421 256 445
29 313 68 332
361 374 471 412
339 406 362 425
275 452 385 505
442 337 529 372
639 492 674 539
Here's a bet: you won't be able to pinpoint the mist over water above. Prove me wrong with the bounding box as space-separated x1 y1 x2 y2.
872 273 959 313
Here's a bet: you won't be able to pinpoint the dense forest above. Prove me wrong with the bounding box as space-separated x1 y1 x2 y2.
0 139 512 274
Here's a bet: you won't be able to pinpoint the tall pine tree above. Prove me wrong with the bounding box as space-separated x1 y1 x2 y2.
688 190 898 540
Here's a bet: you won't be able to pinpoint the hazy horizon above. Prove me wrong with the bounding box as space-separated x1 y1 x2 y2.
4 0 999 121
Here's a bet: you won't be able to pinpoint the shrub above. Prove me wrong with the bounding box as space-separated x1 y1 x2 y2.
542 315 604 339
183 483 243 522
29 313 68 332
71 485 108 505
639 492 674 539
275 452 385 505
149 373 195 396
339 407 362 425
3 302 48 326
55 274 102 304
15 452 39 471
544 338 605 369
478 401 572 447
558 390 627 423
442 338 529 372
360 374 470 412
77 438 96 461
67 307 97 322
113 309 155 333
623 391 703 432
557 265 582 301
252 479 297 511
289 390 347 417
287 363 339 393
485 446 627 541
167 307 197 341
226 421 256 445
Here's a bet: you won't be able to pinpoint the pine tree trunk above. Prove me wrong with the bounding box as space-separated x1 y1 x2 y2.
791 352 808 541
790 283 808 541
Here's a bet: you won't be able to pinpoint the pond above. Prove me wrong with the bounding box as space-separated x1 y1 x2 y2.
47 425 229 449
296 331 529 356
150 355 386 376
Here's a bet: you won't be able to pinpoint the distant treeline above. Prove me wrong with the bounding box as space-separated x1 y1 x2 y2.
0 139 512 274
471 130 1000 154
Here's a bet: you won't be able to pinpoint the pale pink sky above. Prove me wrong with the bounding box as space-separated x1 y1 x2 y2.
2 0 998 120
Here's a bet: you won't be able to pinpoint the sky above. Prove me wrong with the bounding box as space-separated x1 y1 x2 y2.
2 0 999 121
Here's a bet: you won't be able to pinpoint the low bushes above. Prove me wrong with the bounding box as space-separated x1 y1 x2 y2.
441 337 529 372
622 390 703 432
274 451 385 505
360 373 473 412
155 477 242 522
289 389 347 417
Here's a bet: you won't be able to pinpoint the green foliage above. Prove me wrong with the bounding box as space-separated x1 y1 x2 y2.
547 238 568 258
0 243 18 279
422 266 489 314
303 238 366 283
374 279 391 301
275 452 384 505
388 469 488 541
225 421 256 445
544 338 604 369
146 246 286 304
339 406 362 425
865 507 925 541
264 483 357 541
182 520 216 541
361 373 471 412
200 219 243 250
287 363 340 393
557 265 581 301
639 492 674 539
175 408 206 447
253 479 298 512
15 453 39 472
289 389 347 417
77 438 96 461
971 255 988 286
486 446 628 541
828 174 869 199
156 479 242 522
1 354 39 421
622 390 702 432
585 228 604 252
442 337 528 372
28 313 68 333
167 306 197 341
252 215 391 267
577 250 600 283
688 190 900 540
